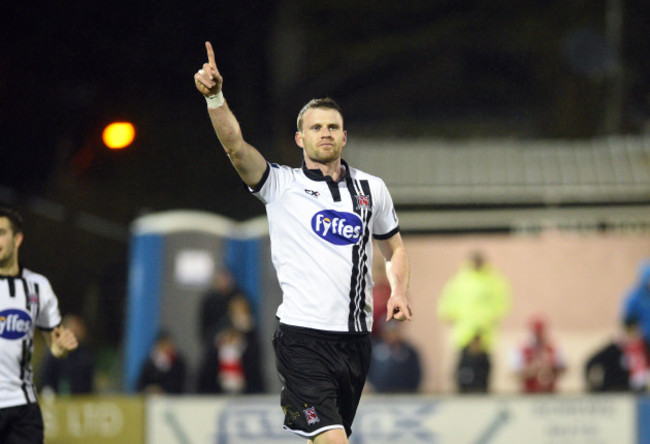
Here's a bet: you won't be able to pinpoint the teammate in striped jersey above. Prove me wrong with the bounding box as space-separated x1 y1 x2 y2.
195 42 412 444
0 208 78 443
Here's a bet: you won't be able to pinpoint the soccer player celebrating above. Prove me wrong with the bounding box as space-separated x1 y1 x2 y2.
194 42 412 444
0 207 78 443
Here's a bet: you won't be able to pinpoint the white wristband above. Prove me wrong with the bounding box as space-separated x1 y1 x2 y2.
205 91 225 109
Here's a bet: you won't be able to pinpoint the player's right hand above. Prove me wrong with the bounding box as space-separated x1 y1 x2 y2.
194 41 223 98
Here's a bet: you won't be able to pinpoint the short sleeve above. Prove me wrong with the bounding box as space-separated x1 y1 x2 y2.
35 278 62 331
250 163 295 205
372 178 399 239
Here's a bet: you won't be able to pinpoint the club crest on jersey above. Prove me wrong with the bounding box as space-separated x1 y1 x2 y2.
311 210 363 246
0 309 32 340
303 406 320 425
355 194 371 210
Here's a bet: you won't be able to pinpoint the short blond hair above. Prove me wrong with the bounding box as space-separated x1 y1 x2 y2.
296 98 344 132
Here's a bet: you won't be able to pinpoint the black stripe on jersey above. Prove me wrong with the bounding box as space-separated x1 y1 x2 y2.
249 162 271 193
20 278 30 310
374 226 400 240
20 340 31 403
345 176 362 331
34 282 40 319
347 242 362 332
355 212 371 332
302 161 345 202
16 277 36 403
356 181 372 331
327 180 341 202
8 277 16 297
346 178 372 333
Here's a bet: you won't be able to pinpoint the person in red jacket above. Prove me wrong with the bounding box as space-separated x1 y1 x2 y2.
510 316 566 393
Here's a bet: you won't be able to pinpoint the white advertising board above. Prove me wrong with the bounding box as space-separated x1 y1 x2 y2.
146 394 635 444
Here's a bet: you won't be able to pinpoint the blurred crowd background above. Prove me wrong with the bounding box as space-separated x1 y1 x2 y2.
2 1 649 396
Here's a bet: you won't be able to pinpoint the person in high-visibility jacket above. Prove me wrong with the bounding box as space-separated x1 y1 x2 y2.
438 251 511 392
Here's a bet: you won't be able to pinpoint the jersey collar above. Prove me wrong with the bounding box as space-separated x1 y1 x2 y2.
301 159 351 184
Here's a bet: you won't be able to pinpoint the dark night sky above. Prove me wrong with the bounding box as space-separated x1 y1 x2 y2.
2 1 275 216
3 1 649 206
1 1 649 345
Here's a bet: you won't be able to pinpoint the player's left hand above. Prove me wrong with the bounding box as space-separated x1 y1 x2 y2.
386 294 412 322
194 41 223 98
51 326 79 358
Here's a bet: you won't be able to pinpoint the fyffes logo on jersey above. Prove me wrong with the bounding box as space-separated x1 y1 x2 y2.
0 309 32 340
311 210 363 245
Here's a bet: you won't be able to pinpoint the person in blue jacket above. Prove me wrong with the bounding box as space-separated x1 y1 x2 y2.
621 259 650 346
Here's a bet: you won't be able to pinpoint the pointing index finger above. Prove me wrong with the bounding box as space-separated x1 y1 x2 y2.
205 41 216 68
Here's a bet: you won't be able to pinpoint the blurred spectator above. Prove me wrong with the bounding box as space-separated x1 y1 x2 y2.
510 316 566 393
367 322 421 393
39 314 95 395
585 318 649 392
199 267 247 347
620 259 650 347
137 330 187 394
438 250 511 392
456 333 491 393
197 295 264 394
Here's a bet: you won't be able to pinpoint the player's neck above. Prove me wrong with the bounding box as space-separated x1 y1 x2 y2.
0 257 19 276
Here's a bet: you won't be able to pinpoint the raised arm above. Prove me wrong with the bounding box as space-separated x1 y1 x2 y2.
377 233 412 322
194 41 267 187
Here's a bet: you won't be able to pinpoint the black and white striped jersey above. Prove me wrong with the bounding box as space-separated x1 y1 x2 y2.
0 268 61 408
251 159 399 334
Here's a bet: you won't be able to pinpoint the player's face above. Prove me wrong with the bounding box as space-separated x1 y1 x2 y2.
296 108 347 165
0 217 21 269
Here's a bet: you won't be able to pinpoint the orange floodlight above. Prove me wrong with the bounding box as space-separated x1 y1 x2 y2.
102 122 135 149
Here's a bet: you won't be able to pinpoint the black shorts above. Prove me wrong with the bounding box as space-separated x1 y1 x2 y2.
272 324 371 438
0 403 44 444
